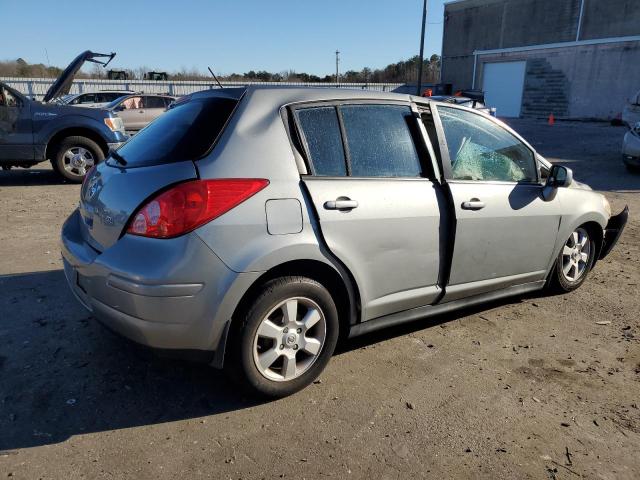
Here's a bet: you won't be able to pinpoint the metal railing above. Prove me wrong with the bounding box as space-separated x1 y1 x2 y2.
0 77 404 100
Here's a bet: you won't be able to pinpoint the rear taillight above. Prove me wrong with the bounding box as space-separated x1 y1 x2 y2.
126 179 269 239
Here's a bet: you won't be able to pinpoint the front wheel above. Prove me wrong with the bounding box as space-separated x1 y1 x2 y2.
226 276 339 398
549 227 597 292
52 136 105 183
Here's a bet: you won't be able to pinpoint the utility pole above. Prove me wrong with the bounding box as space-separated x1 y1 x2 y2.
416 0 428 96
335 49 340 86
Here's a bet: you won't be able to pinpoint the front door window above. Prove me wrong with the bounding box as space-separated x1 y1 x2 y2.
438 106 537 183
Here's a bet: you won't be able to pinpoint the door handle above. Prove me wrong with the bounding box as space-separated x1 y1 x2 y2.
461 198 485 210
324 199 359 211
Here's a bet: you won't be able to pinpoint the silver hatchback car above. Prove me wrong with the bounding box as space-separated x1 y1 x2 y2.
61 86 628 397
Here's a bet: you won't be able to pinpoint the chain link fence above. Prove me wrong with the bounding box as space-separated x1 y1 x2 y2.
0 78 404 100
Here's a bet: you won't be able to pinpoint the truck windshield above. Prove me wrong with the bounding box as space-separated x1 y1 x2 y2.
110 96 238 168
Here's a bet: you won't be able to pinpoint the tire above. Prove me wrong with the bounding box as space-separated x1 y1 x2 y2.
52 136 105 183
226 276 339 398
549 226 597 293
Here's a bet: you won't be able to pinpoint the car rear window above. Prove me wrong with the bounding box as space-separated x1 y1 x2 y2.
111 96 238 168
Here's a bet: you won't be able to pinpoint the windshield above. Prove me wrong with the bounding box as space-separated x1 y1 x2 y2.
110 96 238 168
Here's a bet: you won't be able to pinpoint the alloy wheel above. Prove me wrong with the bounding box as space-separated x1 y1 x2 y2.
252 297 327 382
561 227 591 282
63 147 95 177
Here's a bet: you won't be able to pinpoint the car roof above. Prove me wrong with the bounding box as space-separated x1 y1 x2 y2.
115 93 175 99
191 85 435 108
204 85 420 104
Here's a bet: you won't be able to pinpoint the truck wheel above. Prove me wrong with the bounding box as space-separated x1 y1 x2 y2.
226 276 339 398
52 136 105 183
549 226 597 293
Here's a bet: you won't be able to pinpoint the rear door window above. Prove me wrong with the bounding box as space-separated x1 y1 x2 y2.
296 107 347 176
112 96 238 168
340 105 422 177
73 94 96 104
295 103 425 178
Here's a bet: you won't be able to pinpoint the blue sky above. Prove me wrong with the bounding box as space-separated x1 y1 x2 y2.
1 0 445 76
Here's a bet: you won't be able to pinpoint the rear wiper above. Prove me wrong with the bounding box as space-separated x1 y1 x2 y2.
110 150 127 166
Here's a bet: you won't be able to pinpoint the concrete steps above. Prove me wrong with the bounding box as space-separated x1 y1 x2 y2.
521 58 569 118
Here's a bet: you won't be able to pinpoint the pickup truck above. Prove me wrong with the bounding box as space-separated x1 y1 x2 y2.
0 51 128 182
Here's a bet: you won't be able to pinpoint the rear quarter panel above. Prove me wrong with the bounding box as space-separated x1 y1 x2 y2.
194 89 334 274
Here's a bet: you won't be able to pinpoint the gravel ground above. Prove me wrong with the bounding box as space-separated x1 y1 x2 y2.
0 119 639 479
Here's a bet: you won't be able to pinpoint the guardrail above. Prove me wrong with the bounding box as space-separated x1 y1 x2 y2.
0 78 404 100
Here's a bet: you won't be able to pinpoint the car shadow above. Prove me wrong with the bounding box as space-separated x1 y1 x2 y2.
0 167 65 187
0 269 263 452
0 268 541 452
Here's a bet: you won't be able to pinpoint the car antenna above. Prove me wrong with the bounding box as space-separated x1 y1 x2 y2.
207 67 223 88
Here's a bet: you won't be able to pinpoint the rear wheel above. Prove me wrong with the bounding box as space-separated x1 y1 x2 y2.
549 227 597 292
52 136 104 183
226 276 339 398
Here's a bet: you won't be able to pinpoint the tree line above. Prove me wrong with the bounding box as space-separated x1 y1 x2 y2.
0 54 440 84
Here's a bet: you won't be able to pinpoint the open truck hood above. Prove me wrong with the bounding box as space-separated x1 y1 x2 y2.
43 50 115 103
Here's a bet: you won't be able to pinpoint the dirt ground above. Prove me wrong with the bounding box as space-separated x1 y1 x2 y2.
1 119 639 479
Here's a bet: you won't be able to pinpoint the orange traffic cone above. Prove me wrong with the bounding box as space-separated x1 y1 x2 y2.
548 113 555 126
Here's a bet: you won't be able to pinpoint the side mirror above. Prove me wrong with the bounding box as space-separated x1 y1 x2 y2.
542 165 573 201
547 164 573 188
115 104 125 112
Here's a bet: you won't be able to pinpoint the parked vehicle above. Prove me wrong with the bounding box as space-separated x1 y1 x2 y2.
0 51 127 182
57 90 134 108
622 121 640 171
106 94 176 132
622 89 640 128
61 86 628 398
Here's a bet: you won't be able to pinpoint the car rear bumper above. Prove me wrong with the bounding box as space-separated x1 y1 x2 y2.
599 206 629 259
60 209 260 357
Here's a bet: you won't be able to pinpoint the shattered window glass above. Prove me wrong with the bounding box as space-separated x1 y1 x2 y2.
297 107 347 176
438 106 537 182
341 105 422 177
